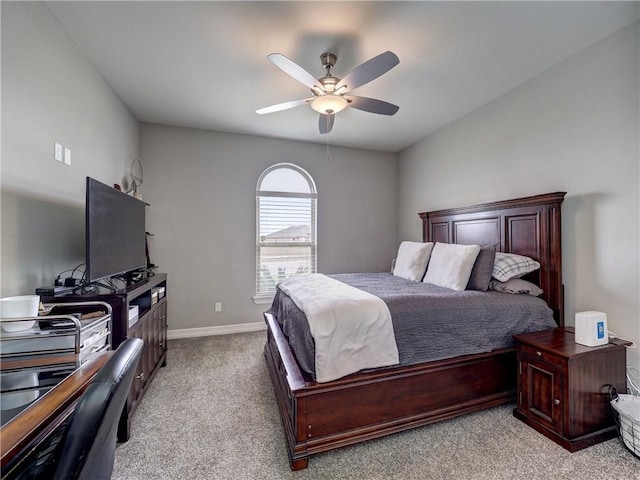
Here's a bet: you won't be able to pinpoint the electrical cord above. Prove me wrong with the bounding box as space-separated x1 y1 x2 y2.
103 276 126 291
72 279 116 295
56 263 85 285
55 263 86 287
608 330 639 396
608 330 637 349
627 366 640 396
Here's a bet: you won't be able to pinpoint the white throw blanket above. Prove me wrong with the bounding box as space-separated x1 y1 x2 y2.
278 274 399 382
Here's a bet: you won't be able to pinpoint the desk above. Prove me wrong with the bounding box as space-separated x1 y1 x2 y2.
1 352 111 478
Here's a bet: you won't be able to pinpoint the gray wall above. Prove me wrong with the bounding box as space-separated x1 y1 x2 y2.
398 23 640 367
3 2 637 372
1 2 140 295
140 124 398 330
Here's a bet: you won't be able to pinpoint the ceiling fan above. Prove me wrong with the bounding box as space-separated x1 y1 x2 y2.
256 51 400 134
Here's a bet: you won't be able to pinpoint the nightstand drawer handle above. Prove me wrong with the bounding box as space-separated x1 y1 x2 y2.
553 399 560 405
536 351 542 357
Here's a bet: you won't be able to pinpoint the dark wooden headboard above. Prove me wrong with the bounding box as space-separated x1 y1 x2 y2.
418 192 566 326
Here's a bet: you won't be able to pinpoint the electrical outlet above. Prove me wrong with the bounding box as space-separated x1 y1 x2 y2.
214 302 222 312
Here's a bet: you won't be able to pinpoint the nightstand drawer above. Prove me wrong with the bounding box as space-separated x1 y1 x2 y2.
520 344 563 367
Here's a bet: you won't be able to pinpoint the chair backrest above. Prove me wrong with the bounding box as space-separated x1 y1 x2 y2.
53 338 144 480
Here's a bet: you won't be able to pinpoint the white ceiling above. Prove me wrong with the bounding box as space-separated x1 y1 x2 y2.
47 1 639 153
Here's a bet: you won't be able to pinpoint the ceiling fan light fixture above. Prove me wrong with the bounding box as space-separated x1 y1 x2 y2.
333 84 348 95
310 94 348 115
319 75 339 93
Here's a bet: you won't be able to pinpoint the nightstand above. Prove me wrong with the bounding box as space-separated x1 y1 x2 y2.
513 327 631 452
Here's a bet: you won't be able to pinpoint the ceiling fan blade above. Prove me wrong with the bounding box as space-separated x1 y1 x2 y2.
335 51 399 93
267 53 320 90
347 96 399 116
256 98 312 115
319 113 335 134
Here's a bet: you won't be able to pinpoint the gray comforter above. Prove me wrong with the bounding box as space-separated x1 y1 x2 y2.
268 272 557 380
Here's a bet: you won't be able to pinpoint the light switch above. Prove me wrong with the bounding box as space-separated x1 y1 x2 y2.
64 147 71 165
54 142 63 161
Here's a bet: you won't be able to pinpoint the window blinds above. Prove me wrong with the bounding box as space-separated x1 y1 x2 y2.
256 191 317 297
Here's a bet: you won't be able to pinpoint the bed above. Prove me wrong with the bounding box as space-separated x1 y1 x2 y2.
263 192 566 470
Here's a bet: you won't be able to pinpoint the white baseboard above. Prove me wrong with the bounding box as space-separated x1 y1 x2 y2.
167 321 266 340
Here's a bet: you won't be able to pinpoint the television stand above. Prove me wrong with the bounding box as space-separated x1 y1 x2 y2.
41 273 168 441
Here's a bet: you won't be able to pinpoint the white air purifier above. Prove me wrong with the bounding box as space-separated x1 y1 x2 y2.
575 311 608 347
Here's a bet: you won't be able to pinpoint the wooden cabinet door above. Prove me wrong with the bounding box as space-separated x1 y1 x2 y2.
152 306 162 368
128 320 146 405
521 356 563 434
156 302 167 367
147 304 164 371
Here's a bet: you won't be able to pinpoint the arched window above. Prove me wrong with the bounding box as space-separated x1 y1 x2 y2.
255 163 317 298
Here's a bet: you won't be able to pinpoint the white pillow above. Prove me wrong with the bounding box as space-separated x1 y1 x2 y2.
423 243 481 291
492 252 540 282
393 241 434 281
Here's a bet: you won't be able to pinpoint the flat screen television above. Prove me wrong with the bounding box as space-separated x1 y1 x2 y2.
85 177 146 283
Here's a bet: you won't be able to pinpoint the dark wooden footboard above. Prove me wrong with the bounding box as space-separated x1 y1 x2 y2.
264 312 517 470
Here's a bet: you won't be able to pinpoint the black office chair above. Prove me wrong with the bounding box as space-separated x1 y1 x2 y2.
52 338 144 480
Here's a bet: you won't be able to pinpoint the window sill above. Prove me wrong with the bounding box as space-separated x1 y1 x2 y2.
252 295 274 305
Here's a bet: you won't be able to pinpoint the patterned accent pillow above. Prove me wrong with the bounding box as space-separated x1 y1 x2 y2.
492 252 540 282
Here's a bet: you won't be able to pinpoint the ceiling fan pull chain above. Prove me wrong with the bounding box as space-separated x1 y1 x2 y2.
326 117 332 162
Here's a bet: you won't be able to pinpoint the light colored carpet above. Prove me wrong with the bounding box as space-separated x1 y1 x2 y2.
112 332 639 480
